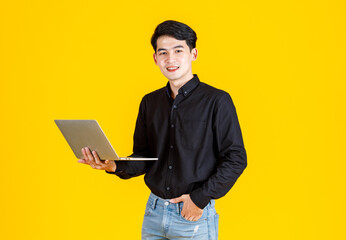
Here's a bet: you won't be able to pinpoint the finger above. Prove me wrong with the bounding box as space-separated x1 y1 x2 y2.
104 160 113 167
81 148 90 163
170 196 184 203
83 148 96 168
183 213 192 221
92 151 101 165
78 159 88 164
85 147 96 164
191 213 199 221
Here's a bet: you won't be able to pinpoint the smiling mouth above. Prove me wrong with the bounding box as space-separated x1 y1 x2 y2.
166 66 179 72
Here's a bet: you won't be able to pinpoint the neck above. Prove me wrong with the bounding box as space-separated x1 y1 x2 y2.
169 73 194 99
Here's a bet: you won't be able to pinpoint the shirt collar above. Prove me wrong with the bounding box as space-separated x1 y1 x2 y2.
166 74 200 99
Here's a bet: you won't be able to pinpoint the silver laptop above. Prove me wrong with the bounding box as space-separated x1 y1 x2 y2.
55 120 158 161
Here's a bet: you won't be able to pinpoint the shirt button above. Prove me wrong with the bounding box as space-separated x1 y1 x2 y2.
166 187 170 191
171 124 175 128
170 145 174 149
168 165 173 170
173 105 177 109
184 91 187 95
164 201 169 206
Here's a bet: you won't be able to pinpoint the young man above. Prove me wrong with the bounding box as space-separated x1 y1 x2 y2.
78 20 247 239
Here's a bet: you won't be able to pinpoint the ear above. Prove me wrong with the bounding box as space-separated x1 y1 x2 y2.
191 48 198 61
153 53 158 65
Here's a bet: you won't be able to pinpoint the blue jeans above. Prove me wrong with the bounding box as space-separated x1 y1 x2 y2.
142 193 219 240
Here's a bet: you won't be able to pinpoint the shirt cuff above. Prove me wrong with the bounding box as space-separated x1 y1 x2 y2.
190 188 212 209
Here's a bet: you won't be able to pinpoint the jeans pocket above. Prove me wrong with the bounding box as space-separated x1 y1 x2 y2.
144 206 152 216
144 198 155 216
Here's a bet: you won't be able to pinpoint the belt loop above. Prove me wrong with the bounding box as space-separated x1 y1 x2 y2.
210 199 215 208
152 198 158 210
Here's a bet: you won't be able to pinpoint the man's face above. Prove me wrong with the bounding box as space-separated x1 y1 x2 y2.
153 35 197 82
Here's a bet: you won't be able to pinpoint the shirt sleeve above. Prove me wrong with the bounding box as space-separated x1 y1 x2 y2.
190 92 247 209
106 96 153 179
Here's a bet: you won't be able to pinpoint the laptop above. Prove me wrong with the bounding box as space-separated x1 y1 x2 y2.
54 120 158 161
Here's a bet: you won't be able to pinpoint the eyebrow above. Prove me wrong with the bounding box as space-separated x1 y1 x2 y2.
157 45 185 52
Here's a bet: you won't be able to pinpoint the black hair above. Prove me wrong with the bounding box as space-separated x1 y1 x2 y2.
151 20 197 52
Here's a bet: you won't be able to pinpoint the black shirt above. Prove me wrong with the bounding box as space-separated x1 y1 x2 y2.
107 74 247 209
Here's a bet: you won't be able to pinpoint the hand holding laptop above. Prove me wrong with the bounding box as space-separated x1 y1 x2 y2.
78 147 116 173
55 120 158 161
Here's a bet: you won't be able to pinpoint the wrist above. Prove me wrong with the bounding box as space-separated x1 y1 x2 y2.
106 162 116 173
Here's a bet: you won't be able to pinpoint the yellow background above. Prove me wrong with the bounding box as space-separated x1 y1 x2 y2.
1 0 345 239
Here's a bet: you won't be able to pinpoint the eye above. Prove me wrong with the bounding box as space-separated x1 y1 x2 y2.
176 49 183 53
159 52 167 55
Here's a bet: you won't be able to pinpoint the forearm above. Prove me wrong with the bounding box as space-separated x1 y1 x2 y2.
190 148 247 209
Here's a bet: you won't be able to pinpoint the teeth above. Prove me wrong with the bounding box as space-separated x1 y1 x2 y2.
167 67 179 70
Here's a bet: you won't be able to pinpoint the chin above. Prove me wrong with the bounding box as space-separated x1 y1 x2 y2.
164 74 181 81
168 77 183 82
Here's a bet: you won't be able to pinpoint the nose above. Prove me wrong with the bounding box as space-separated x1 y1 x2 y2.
165 52 176 63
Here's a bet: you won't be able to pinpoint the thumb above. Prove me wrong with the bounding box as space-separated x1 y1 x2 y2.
170 195 184 203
